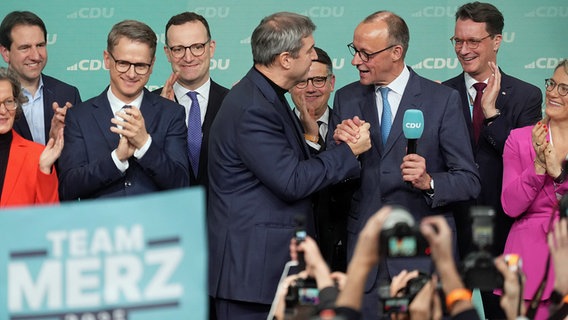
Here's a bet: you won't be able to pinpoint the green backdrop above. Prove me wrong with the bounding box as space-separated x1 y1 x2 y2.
1 0 566 101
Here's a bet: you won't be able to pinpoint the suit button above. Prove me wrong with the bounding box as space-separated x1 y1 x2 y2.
124 181 132 187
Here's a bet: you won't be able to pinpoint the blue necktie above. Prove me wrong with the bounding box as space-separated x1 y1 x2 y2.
187 91 201 176
379 87 392 146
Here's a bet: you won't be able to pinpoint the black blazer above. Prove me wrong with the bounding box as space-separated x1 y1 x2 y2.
443 70 542 256
153 79 229 187
13 74 82 142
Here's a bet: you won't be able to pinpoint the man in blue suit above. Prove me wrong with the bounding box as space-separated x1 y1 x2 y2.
58 20 189 200
208 12 371 320
443 2 542 318
330 11 480 319
0 11 81 145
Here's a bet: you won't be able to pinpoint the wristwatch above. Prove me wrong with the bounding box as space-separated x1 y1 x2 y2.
484 109 501 124
554 169 567 184
425 177 435 196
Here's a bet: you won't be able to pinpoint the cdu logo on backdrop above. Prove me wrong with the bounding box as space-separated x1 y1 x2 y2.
67 8 115 19
524 6 568 18
195 7 230 18
301 7 345 18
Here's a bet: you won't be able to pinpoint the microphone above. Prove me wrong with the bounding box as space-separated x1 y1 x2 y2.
403 109 424 155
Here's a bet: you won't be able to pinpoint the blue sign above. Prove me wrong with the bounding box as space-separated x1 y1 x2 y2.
0 188 206 320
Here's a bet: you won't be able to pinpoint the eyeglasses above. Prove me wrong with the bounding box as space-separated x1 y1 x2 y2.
296 75 330 89
108 51 152 75
450 34 492 49
545 78 568 96
0 97 17 111
347 43 395 62
168 39 210 58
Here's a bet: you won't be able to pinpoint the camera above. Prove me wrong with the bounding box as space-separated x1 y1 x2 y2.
379 206 430 258
285 277 320 310
380 272 431 314
461 206 503 290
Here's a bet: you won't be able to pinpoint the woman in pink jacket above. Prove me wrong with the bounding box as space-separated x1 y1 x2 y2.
501 59 568 319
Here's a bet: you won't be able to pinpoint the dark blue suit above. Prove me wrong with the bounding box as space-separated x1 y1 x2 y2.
153 80 229 187
207 68 361 317
331 67 480 319
13 74 82 142
58 88 189 200
443 71 542 257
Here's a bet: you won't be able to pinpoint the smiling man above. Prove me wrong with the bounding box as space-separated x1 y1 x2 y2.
208 12 371 320
154 12 228 187
330 11 480 319
442 2 542 318
58 20 189 200
0 11 81 145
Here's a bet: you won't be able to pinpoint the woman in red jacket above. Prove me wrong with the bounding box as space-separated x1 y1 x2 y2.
0 67 62 207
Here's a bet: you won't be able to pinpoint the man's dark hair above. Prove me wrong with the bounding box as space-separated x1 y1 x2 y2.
455 2 504 35
313 47 333 74
0 11 47 49
165 12 211 46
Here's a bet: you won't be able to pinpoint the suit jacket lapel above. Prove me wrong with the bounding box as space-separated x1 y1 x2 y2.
139 89 159 133
248 69 310 158
359 86 382 155
92 89 119 150
382 68 422 156
42 74 56 142
496 70 511 112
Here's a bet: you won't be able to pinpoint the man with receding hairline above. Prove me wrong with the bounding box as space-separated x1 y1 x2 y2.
330 11 480 319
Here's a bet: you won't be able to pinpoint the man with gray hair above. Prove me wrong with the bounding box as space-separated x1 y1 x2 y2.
208 12 371 320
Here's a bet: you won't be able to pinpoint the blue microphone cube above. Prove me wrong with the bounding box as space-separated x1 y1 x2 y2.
402 109 424 139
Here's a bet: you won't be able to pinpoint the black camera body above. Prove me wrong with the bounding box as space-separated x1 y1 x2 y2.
380 272 431 314
460 206 504 290
379 206 430 258
285 277 320 309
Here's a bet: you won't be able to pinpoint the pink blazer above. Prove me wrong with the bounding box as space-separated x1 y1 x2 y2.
501 125 567 300
0 130 59 207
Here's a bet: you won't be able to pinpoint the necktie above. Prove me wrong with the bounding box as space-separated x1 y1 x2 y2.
317 120 326 150
379 87 392 146
187 91 201 176
472 82 487 145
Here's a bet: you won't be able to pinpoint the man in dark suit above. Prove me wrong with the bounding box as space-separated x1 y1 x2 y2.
207 12 371 320
0 11 81 145
154 12 228 187
289 47 354 272
330 11 480 319
58 20 189 200
442 2 542 318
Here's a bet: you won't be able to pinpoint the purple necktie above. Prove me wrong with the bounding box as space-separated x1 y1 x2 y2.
472 82 487 145
187 91 201 176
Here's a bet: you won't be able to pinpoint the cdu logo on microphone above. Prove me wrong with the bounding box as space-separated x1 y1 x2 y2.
403 109 424 139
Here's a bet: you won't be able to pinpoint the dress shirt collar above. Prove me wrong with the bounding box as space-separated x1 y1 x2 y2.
375 65 410 96
174 78 211 101
106 88 144 114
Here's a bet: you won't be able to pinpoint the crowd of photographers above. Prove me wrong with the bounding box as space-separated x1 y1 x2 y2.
271 205 568 320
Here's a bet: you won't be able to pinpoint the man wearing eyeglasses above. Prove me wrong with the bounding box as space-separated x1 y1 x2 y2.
154 12 229 187
442 2 542 318
58 20 189 200
330 11 480 319
0 11 81 146
289 47 355 273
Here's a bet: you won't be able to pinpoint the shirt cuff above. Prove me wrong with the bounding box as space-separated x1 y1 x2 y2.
134 135 152 159
306 139 321 151
111 149 129 173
